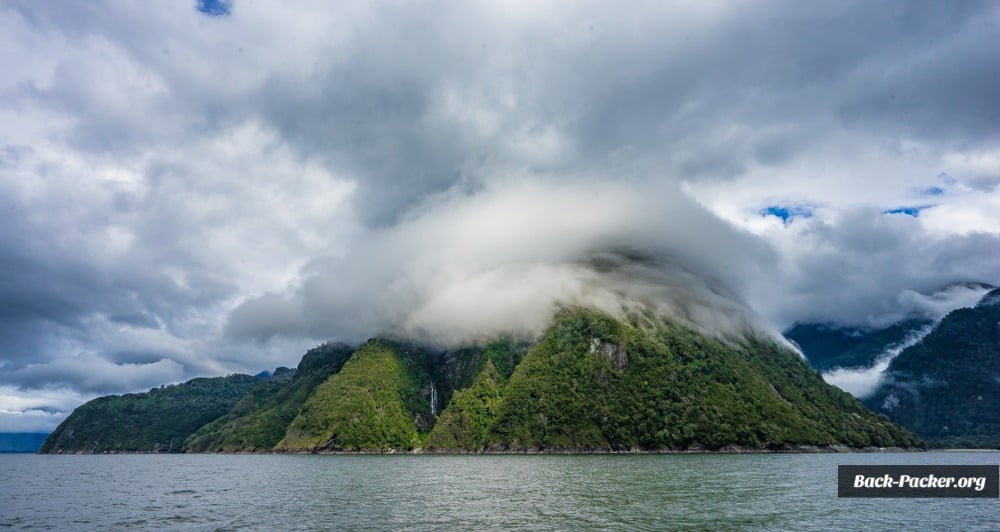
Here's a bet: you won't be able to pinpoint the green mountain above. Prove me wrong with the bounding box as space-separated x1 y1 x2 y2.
785 319 932 372
41 306 922 454
184 343 353 452
474 308 916 451
40 375 265 453
864 288 1000 448
426 339 525 450
276 339 435 452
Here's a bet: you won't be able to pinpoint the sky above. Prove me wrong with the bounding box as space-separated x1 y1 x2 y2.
1 0 998 432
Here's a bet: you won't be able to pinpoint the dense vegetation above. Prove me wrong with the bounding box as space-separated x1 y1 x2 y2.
427 340 524 450
276 340 434 452
481 308 918 451
864 289 1000 448
40 375 264 453
785 319 931 372
184 343 354 452
41 306 924 454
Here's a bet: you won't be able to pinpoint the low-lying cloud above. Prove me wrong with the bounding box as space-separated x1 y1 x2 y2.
752 207 1000 329
0 353 184 395
226 177 777 346
821 321 937 398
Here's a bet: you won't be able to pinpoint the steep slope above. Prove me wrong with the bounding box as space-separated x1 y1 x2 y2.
183 343 354 452
430 339 526 415
785 319 932 372
39 375 264 453
427 339 524 450
865 288 1000 448
276 339 434 452
181 369 293 452
480 308 918 451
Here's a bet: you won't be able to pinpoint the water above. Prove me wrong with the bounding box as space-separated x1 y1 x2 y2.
1 452 997 530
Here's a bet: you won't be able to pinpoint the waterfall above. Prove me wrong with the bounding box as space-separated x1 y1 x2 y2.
430 383 439 417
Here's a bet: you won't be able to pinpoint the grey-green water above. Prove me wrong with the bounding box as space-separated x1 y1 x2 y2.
1 452 997 530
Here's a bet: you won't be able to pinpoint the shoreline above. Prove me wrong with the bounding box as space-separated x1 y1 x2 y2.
39 444 933 455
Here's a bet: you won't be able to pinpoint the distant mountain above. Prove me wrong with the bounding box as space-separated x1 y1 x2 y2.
41 307 921 453
785 319 933 372
864 288 1000 448
0 432 49 453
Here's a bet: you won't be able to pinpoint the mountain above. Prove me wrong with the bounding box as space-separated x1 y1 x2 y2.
0 432 49 453
785 319 932 372
863 288 1000 448
427 339 524 450
276 339 436 452
184 343 353 452
40 375 266 453
439 308 917 451
41 306 921 454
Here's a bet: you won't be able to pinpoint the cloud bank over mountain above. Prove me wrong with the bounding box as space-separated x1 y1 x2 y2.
224 177 777 346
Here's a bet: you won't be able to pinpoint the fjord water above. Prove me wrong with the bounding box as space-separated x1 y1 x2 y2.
2 453 997 530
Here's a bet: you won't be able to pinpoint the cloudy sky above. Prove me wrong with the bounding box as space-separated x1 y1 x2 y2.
2 0 998 432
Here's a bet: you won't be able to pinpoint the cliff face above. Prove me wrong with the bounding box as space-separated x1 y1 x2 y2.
42 307 922 454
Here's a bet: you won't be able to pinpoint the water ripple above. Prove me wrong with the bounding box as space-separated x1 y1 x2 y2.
1 452 998 530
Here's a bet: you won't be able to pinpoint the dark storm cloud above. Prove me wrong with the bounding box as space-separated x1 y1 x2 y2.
245 0 986 236
834 3 1000 142
10 1 997 214
0 148 244 371
0 354 184 395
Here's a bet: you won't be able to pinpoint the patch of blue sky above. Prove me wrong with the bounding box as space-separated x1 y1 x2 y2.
921 186 945 196
197 0 232 16
760 205 813 225
883 205 934 217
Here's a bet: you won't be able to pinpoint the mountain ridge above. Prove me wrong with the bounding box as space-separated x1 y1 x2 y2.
863 288 1000 448
790 287 1000 449
41 306 922 454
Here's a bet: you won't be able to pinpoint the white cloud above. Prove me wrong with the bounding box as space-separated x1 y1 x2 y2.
227 177 777 346
823 361 892 399
1 354 185 394
0 384 93 432
0 409 65 433
823 321 936 398
740 207 1000 329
